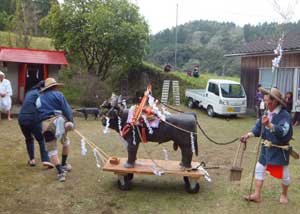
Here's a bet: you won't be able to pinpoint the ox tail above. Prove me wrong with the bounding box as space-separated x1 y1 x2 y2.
192 113 198 156
194 133 198 156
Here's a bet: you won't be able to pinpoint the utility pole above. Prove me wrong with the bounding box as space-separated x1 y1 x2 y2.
174 3 178 71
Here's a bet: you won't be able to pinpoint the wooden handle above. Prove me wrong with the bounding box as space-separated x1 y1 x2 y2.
238 143 246 167
232 142 242 167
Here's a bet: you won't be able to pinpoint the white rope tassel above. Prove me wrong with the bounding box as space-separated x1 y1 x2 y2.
93 148 101 168
80 138 87 156
190 132 195 153
132 127 136 145
103 117 110 134
142 114 153 134
151 164 165 176
163 148 169 160
118 116 122 135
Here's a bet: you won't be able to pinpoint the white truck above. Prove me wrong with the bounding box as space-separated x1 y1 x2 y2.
185 79 247 117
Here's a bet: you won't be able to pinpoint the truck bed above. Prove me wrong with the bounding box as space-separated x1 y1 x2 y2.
185 89 206 102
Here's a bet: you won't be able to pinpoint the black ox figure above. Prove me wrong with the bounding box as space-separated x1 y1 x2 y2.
76 108 100 120
101 96 198 168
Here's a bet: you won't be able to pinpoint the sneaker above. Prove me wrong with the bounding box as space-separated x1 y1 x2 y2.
62 163 72 172
57 172 66 182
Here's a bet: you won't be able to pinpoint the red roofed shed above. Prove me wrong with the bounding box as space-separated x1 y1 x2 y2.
0 47 68 103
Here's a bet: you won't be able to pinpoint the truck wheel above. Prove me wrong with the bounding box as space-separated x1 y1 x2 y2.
207 106 215 117
187 98 194 108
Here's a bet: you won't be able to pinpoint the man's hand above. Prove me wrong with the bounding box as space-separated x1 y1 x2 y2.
240 134 249 143
65 122 74 131
261 115 271 128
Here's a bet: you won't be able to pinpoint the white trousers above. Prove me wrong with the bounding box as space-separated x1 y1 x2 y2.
255 162 291 185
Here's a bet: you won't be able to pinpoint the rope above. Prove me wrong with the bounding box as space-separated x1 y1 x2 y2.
196 120 239 145
160 102 239 145
73 129 109 162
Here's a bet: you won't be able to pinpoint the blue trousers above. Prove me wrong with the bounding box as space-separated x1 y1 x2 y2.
19 122 49 162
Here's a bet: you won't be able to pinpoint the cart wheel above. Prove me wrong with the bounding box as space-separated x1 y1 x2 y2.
183 176 200 194
117 174 131 191
127 173 134 181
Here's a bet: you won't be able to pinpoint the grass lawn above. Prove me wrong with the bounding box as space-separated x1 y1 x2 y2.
1 106 300 214
0 31 53 50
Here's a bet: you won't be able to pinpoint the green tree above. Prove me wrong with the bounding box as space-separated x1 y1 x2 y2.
0 0 16 15
14 0 34 48
0 11 9 30
41 0 149 80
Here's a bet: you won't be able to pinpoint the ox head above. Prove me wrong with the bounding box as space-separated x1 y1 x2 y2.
100 94 126 130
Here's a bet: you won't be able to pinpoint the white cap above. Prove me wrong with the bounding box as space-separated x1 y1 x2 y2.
0 70 5 76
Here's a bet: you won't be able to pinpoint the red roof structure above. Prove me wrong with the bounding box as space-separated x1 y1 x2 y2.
0 47 68 65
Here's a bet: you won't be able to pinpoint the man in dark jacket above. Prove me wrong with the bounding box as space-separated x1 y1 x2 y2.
240 87 292 204
18 81 53 168
37 78 74 182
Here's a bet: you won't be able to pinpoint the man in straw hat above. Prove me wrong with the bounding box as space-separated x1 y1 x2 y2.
36 77 74 182
0 70 13 120
240 87 293 204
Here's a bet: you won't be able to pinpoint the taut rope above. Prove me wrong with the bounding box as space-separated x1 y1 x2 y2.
160 102 239 145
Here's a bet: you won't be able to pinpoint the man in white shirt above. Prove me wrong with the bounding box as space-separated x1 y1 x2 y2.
0 71 13 120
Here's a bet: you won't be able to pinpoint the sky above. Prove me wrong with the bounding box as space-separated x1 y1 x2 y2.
57 0 300 34
132 0 300 34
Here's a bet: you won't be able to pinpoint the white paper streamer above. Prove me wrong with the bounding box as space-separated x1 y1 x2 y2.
103 117 110 134
190 132 195 153
163 148 169 160
122 99 127 109
148 95 155 106
118 116 122 135
272 39 283 73
93 148 101 168
132 127 136 145
198 166 212 182
141 114 153 134
80 138 87 156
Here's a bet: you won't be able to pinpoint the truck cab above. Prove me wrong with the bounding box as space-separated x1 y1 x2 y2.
185 79 247 117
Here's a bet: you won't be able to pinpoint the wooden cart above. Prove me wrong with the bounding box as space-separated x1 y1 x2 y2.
102 157 205 193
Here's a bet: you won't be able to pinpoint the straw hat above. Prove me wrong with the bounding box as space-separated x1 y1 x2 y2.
260 87 286 106
40 77 63 92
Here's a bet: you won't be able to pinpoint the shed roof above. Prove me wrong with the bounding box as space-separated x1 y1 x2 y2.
0 47 68 65
226 31 300 57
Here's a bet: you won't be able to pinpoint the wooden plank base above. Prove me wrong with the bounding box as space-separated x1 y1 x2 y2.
103 157 205 178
